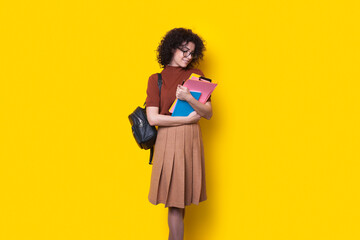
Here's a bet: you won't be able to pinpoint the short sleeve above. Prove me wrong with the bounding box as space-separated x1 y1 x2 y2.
145 74 160 107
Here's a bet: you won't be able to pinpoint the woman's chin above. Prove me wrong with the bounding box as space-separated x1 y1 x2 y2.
181 62 190 68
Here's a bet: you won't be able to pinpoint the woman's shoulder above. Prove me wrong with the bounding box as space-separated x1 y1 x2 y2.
148 73 160 83
189 68 204 76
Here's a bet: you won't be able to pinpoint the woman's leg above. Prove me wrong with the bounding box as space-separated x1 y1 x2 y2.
168 207 185 240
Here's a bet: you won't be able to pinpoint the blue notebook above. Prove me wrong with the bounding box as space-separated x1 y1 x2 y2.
172 91 201 117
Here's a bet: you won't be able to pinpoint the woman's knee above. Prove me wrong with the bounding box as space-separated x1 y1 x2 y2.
169 207 184 216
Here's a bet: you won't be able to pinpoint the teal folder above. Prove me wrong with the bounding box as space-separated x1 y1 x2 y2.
172 91 201 117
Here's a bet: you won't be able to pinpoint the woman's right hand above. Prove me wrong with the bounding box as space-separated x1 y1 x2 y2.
187 111 201 124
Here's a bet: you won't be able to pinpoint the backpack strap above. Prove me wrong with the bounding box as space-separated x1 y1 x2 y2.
149 147 154 165
149 73 162 165
157 73 162 97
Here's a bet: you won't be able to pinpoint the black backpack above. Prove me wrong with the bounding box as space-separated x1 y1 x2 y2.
128 73 162 165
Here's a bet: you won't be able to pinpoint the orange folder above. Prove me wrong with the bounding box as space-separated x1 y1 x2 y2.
169 74 217 113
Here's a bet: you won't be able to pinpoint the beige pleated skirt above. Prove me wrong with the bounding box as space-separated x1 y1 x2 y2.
148 123 207 208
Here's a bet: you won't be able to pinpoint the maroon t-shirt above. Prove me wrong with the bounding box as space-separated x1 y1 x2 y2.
146 65 206 115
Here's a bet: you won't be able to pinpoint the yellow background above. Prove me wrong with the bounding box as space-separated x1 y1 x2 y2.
1 0 359 239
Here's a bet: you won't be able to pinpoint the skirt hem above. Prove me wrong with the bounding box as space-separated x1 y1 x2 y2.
148 197 207 208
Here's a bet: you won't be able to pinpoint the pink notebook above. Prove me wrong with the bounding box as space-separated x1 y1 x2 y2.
169 79 217 113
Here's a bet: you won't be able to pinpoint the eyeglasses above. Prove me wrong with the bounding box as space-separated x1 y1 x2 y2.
177 47 196 58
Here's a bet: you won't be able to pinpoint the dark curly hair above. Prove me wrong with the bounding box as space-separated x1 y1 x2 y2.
157 28 206 69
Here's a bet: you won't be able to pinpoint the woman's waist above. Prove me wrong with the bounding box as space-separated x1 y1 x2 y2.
158 122 200 130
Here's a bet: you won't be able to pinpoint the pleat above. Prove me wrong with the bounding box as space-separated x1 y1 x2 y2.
198 124 207 202
184 124 193 206
148 127 167 204
157 127 176 204
192 123 202 204
165 126 185 208
148 123 207 208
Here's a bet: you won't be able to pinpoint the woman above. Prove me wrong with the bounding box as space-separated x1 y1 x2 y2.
146 28 212 240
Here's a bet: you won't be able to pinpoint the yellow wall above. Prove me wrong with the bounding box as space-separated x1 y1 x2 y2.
1 1 359 239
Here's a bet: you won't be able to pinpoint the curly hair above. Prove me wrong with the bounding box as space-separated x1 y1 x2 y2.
157 28 206 69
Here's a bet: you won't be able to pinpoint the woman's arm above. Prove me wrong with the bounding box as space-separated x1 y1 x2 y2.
146 106 201 127
176 85 213 120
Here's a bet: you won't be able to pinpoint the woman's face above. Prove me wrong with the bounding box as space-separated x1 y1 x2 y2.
168 41 195 68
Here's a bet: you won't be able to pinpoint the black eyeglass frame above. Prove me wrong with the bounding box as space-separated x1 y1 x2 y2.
177 46 196 58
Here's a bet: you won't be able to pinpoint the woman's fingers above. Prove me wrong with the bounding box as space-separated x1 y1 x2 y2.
188 111 201 123
176 85 190 100
178 85 189 92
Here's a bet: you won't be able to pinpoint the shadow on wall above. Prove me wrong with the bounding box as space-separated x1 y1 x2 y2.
184 58 223 239
184 102 221 239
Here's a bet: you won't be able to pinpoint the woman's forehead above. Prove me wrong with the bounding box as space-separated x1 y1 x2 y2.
181 41 195 50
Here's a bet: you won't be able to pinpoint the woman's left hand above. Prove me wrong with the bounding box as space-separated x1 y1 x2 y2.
176 85 192 101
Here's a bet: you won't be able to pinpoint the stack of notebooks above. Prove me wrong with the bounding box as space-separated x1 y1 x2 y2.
171 73 217 117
